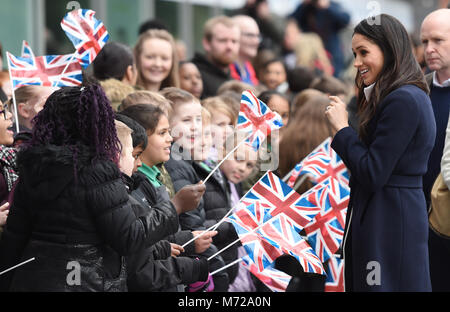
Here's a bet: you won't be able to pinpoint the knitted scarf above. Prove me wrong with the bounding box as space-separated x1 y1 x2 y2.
0 145 18 191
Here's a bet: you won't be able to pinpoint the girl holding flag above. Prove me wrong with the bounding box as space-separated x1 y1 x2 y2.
325 14 435 291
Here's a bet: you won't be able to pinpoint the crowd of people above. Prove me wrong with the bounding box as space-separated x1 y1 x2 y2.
0 0 449 292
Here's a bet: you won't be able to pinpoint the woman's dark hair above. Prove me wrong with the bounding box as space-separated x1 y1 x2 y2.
28 84 120 164
93 41 134 81
262 58 288 74
120 104 165 135
115 113 148 149
353 14 428 139
258 90 287 106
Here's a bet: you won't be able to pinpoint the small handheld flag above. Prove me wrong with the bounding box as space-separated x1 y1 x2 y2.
61 9 109 68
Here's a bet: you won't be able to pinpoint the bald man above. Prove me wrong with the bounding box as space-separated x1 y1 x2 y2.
420 8 450 292
229 15 261 86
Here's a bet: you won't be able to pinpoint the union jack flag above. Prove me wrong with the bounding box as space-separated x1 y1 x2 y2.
61 9 109 68
21 40 35 58
287 137 350 188
6 52 82 90
303 177 350 263
228 213 284 272
237 90 283 151
324 255 344 292
238 171 322 230
259 214 325 275
241 255 291 292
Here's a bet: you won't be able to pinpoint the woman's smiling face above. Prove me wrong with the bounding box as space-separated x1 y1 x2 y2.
0 102 14 146
352 33 385 86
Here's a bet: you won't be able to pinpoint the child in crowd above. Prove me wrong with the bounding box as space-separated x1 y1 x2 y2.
0 100 17 239
191 107 240 286
160 87 230 292
0 85 187 291
219 136 259 292
113 115 211 292
120 90 172 115
93 41 138 111
201 96 237 162
258 90 290 128
259 58 289 94
134 29 179 91
119 103 216 280
7 86 58 134
178 61 203 99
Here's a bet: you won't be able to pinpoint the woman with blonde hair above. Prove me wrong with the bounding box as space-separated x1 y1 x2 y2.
278 93 334 194
134 29 180 91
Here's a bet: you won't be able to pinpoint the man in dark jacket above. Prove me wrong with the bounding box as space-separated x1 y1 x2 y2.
191 15 241 98
420 8 450 292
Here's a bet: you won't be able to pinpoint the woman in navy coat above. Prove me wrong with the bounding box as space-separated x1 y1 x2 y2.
325 14 436 291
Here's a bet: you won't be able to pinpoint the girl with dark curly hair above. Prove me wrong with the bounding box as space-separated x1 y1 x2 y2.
0 84 190 291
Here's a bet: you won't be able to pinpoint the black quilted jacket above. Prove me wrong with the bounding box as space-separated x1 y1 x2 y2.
0 144 178 291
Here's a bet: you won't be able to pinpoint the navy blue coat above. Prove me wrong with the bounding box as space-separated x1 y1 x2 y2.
331 85 436 291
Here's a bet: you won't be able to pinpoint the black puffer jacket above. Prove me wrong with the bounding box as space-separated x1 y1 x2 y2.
193 162 240 283
0 144 179 292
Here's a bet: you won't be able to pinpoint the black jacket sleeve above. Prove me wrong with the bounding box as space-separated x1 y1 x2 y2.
126 247 209 291
86 162 179 256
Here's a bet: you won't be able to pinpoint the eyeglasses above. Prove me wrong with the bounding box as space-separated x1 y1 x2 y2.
0 102 9 120
242 32 262 42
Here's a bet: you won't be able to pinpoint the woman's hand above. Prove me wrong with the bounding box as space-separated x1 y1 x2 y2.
0 202 9 226
325 96 349 133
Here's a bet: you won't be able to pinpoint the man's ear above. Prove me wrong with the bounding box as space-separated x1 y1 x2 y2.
123 65 135 84
202 38 211 54
17 102 30 118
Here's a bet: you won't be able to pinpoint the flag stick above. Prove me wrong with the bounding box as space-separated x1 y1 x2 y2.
202 131 253 185
293 174 308 192
181 171 269 248
53 53 76 87
211 258 243 276
208 218 269 262
0 257 35 276
6 52 20 134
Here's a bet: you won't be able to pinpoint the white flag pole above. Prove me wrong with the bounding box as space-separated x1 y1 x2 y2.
6 52 20 134
211 258 243 276
181 171 269 249
293 175 308 192
201 131 253 185
207 216 271 261
0 257 35 276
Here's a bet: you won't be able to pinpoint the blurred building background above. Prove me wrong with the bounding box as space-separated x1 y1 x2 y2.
0 0 447 69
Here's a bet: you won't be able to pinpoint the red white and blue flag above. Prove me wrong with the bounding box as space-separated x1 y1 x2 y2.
228 212 284 272
7 52 82 90
237 90 283 151
61 9 109 68
241 255 291 292
324 255 344 292
287 137 350 188
238 171 322 230
303 177 350 263
258 214 325 275
21 40 35 59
